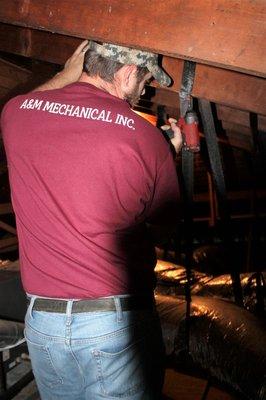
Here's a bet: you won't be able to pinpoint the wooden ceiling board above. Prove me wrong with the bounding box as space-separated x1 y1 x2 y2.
0 0 265 76
0 24 265 116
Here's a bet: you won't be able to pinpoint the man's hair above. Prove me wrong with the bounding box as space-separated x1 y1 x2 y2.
83 50 149 83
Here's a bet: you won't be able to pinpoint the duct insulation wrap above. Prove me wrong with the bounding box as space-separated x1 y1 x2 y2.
155 259 266 313
0 319 25 350
156 293 266 400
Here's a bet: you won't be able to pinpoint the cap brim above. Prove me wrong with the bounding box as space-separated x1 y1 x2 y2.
149 65 172 87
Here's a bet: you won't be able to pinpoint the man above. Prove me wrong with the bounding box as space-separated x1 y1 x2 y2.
1 40 182 399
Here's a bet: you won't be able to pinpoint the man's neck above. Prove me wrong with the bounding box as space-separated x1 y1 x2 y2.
79 73 123 100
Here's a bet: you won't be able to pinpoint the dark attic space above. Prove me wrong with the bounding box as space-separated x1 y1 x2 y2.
0 1 265 400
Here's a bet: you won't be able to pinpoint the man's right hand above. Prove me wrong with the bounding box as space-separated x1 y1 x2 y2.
169 118 183 154
61 40 90 84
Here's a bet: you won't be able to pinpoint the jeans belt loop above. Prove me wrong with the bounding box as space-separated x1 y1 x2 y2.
28 296 37 318
114 297 123 322
66 300 73 326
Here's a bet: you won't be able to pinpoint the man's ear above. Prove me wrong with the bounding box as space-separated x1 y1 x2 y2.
117 64 137 89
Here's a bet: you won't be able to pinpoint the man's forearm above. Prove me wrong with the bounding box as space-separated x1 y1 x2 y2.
33 71 74 92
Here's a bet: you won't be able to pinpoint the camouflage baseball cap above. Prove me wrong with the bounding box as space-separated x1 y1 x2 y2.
88 41 171 87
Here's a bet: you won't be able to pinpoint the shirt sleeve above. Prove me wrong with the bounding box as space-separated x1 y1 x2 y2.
146 150 181 226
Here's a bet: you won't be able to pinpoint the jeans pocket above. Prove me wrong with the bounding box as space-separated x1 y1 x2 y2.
92 337 145 398
25 332 63 389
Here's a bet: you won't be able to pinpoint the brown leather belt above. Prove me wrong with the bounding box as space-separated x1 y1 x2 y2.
29 296 155 313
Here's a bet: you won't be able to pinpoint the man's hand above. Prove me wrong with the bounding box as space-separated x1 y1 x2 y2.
33 40 89 92
169 118 183 154
61 40 90 84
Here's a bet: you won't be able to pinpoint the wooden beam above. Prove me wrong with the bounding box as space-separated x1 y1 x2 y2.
217 105 251 127
0 24 265 115
0 57 30 79
0 236 18 249
0 56 32 110
162 58 266 115
0 24 70 64
0 220 17 235
0 203 13 215
216 105 266 132
0 52 56 111
0 87 10 98
195 189 266 202
149 89 180 110
0 57 30 90
0 0 265 77
224 130 253 152
222 122 252 137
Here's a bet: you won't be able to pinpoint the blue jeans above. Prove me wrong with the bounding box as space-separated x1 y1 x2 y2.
25 296 165 399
